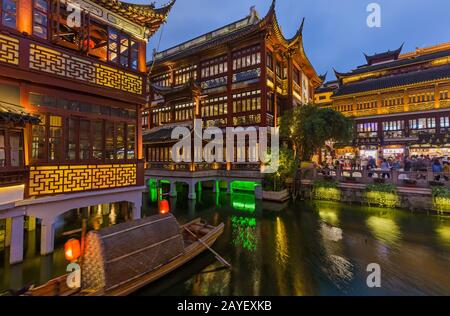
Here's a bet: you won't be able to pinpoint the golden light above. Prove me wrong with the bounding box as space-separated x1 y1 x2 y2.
64 239 81 262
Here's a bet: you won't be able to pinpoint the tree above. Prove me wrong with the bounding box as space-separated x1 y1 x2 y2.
280 104 354 162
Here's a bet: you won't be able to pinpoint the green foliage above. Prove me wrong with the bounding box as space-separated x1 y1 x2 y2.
431 186 450 199
263 147 296 192
432 187 450 213
366 183 396 194
366 184 398 208
280 104 354 161
312 180 341 201
312 179 339 189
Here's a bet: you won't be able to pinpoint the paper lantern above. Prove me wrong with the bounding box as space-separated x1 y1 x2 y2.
159 200 170 214
83 39 95 49
64 239 81 262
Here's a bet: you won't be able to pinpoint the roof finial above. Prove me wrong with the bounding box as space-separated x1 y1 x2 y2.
299 17 305 35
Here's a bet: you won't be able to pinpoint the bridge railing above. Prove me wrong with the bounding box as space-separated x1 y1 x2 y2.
312 167 450 188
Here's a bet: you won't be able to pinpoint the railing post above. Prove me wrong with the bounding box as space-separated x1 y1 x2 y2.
392 170 398 185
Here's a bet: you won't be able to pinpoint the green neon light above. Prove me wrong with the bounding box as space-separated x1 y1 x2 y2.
231 181 258 192
231 193 256 213
160 180 170 185
148 179 158 203
231 216 257 252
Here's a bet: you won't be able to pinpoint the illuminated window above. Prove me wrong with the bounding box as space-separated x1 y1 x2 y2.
33 0 48 39
0 131 4 167
32 115 46 161
1 0 16 29
79 120 90 160
48 115 62 161
0 130 23 168
93 121 104 160
127 124 135 159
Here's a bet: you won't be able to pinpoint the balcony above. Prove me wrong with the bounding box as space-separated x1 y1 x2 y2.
440 99 450 109
27 161 144 198
409 101 435 112
0 31 144 96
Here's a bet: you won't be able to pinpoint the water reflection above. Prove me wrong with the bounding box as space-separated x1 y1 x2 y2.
231 216 257 252
1 192 450 296
366 216 401 246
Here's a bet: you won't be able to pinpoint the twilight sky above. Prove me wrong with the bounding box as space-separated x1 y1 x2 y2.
138 0 450 80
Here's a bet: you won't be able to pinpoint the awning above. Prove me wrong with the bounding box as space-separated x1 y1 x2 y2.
143 122 193 144
0 101 40 124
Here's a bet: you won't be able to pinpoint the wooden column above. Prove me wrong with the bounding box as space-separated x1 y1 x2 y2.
18 0 32 35
260 38 268 127
226 46 233 127
138 41 147 73
435 83 440 109
404 89 410 112
377 92 383 115
137 104 143 160
287 55 294 111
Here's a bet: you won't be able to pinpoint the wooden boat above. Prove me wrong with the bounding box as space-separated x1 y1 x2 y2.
26 214 224 296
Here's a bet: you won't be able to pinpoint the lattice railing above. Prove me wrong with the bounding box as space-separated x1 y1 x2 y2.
0 33 19 65
0 32 143 95
28 164 138 197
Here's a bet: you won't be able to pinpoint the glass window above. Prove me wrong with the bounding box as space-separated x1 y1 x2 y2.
105 121 115 160
33 0 48 39
32 115 46 161
1 0 17 29
48 115 62 161
116 123 125 160
108 28 119 64
0 131 5 167
92 121 104 160
9 131 22 167
130 40 138 70
66 117 77 161
127 124 135 159
79 120 90 160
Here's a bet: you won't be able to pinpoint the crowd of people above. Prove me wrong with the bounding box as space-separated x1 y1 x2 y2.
321 155 450 181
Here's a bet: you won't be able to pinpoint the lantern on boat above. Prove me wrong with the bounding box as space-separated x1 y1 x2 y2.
64 239 81 262
159 200 170 214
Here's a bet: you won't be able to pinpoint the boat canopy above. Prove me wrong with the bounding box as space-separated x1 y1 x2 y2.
81 214 185 293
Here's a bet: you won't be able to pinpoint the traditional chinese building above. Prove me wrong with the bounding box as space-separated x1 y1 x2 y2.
142 0 321 199
316 42 450 161
0 0 174 264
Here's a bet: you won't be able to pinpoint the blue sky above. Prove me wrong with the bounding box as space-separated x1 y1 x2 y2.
139 0 450 80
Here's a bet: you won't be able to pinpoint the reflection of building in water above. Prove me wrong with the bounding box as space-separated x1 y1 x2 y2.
231 193 256 213
231 216 257 252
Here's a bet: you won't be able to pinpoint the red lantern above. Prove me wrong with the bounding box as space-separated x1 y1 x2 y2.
159 200 170 214
83 39 95 49
64 239 81 262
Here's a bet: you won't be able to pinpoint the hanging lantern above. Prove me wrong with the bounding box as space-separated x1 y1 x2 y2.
83 39 95 49
64 239 81 262
159 200 170 214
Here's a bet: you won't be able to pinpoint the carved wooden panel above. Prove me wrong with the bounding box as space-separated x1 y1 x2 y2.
0 34 19 65
28 164 137 196
29 43 142 94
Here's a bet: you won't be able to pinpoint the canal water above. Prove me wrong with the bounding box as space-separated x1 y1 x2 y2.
1 189 449 296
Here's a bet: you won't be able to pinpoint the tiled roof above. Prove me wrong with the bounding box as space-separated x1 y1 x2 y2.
143 122 192 144
334 65 450 96
151 14 260 64
0 101 40 124
335 48 450 78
